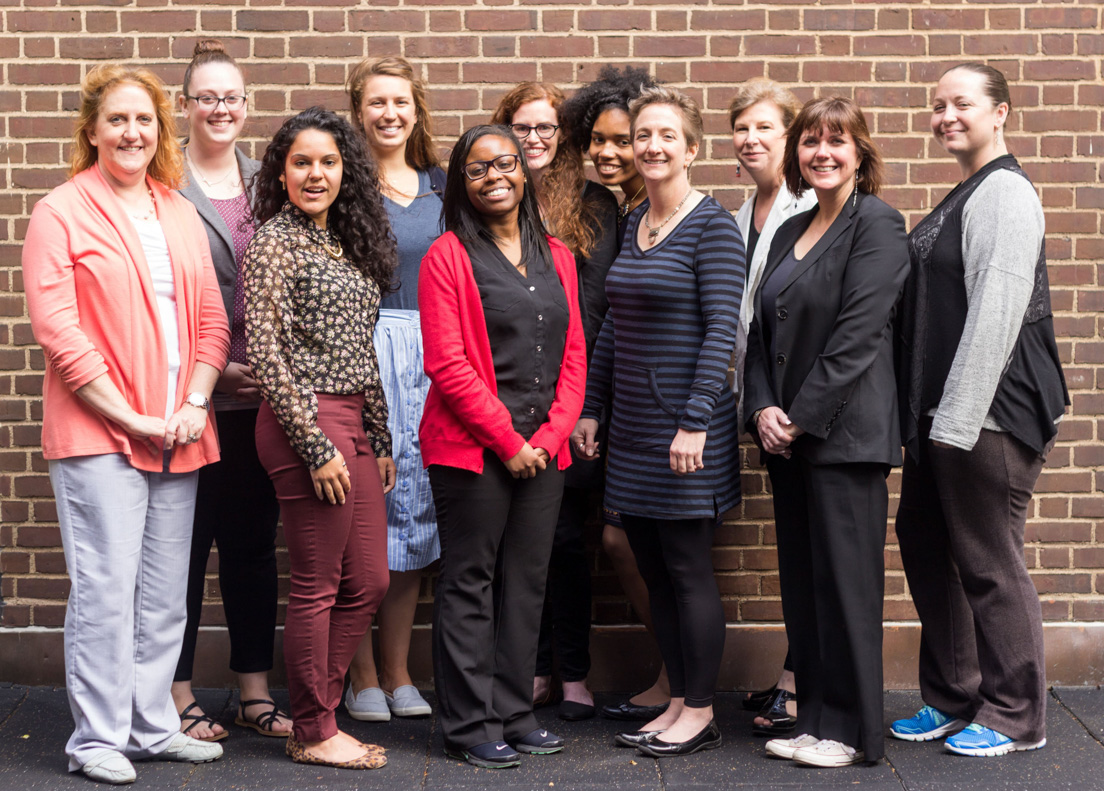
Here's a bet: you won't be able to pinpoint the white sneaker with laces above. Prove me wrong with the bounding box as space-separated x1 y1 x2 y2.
792 739 864 767
765 733 820 760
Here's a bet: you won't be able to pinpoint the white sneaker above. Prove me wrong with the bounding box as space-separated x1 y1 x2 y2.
156 732 224 763
765 733 820 760
792 739 865 767
81 749 136 784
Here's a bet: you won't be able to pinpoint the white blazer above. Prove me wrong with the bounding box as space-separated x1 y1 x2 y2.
731 183 817 412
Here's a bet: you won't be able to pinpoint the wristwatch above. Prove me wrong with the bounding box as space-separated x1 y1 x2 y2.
185 392 210 412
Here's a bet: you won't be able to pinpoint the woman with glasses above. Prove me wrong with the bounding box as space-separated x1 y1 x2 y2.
419 125 587 768
491 82 618 722
342 55 445 725
171 38 291 743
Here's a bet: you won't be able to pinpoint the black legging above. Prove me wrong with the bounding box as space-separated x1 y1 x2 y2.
175 407 280 681
620 514 724 708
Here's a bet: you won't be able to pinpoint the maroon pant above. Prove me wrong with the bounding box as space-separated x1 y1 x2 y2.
256 394 389 743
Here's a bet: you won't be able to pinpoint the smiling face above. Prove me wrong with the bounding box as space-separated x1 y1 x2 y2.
280 128 343 229
632 103 698 185
181 62 246 151
588 107 641 193
797 124 860 200
464 134 525 223
931 68 1008 162
357 74 417 158
87 82 159 189
732 100 787 186
509 99 559 177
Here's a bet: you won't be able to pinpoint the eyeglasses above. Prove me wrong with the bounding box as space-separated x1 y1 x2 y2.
510 123 559 140
185 94 247 110
462 153 520 181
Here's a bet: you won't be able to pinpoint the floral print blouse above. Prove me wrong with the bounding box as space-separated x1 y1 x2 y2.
244 202 391 469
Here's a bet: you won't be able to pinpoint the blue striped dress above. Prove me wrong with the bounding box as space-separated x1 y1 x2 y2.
581 196 745 519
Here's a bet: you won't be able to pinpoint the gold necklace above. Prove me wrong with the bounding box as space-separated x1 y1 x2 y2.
186 149 240 190
322 237 343 260
619 183 646 222
643 188 693 244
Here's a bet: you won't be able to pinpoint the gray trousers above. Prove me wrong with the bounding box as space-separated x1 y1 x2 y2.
50 453 198 771
896 419 1049 742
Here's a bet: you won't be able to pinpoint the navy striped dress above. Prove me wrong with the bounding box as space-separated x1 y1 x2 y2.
582 196 745 520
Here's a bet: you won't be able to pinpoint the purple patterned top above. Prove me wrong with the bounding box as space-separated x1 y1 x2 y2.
210 191 255 364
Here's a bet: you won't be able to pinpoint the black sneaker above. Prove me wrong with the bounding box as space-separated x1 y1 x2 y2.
511 728 565 755
444 740 521 768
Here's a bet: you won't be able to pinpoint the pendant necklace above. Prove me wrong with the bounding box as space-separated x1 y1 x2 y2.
618 183 646 222
643 188 693 245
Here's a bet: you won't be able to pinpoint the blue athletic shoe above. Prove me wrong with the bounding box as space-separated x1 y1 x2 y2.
944 723 1047 757
890 705 966 742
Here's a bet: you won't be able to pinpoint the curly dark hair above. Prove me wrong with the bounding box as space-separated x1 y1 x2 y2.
443 125 551 272
253 106 397 292
560 65 657 152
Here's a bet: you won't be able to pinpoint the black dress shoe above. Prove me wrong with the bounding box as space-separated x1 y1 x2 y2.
558 700 596 721
741 685 778 712
614 730 664 748
751 689 797 737
599 699 670 722
510 728 564 755
636 720 722 758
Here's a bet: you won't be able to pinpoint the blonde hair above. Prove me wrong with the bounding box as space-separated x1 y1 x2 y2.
728 79 803 131
70 64 183 188
347 56 439 171
628 85 704 148
491 82 599 258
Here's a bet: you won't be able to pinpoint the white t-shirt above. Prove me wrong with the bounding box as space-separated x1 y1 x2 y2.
132 218 180 421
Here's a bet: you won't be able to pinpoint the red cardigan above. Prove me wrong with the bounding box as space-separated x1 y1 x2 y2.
418 231 587 474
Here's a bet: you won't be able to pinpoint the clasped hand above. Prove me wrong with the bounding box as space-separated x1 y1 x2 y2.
756 406 804 458
505 442 550 479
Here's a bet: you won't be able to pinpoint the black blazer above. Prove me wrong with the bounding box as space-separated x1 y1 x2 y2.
743 192 909 466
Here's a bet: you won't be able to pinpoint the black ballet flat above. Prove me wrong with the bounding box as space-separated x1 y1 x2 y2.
751 688 797 736
613 730 664 748
741 685 778 712
558 700 596 721
636 720 721 758
600 699 669 722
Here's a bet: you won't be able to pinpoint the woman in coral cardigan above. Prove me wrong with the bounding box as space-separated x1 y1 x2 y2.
22 65 229 784
419 124 587 769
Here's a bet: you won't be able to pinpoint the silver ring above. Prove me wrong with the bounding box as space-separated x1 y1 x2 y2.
187 433 198 442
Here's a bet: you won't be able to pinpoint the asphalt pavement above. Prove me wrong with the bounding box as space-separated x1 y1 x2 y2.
1 684 1102 790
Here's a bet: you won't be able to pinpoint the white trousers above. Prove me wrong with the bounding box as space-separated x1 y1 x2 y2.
49 453 198 771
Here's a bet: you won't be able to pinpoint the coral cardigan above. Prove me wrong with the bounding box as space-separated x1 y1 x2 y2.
22 165 230 473
418 231 587 474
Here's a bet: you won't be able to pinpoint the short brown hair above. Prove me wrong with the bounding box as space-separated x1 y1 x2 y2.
346 56 439 171
70 64 183 188
728 78 802 131
628 85 704 149
783 96 885 198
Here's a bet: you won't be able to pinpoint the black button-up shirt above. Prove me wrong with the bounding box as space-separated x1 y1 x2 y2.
465 236 569 438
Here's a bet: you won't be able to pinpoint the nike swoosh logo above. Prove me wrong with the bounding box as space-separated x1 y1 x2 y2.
539 731 547 737
495 744 507 751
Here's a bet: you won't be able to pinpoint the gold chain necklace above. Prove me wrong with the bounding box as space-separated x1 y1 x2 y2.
322 237 343 260
618 183 646 222
186 149 240 190
643 188 693 244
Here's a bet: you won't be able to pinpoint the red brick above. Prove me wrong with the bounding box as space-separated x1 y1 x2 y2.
804 8 876 30
465 10 536 32
580 10 651 30
349 10 425 32
236 10 307 32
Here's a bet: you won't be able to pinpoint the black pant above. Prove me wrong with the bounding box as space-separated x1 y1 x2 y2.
896 418 1048 742
175 407 281 681
430 452 565 749
766 455 888 761
620 514 724 708
535 485 592 681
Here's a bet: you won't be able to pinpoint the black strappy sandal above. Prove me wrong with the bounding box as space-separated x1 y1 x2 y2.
179 700 229 742
235 698 292 737
751 688 797 736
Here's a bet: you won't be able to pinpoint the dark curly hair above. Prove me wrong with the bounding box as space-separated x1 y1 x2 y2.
253 106 397 292
443 125 551 272
560 65 657 153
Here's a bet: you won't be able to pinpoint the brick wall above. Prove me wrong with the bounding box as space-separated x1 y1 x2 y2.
1 1 1102 635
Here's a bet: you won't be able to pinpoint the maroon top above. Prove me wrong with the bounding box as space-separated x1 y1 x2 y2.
210 192 255 365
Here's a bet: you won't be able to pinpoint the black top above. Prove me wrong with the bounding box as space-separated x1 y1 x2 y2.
744 211 762 272
464 235 569 438
573 180 620 355
759 246 799 364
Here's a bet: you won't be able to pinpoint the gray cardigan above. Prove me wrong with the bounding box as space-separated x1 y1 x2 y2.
177 146 261 321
